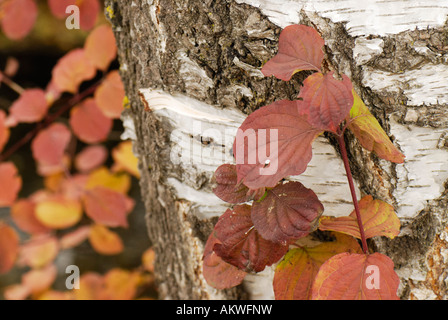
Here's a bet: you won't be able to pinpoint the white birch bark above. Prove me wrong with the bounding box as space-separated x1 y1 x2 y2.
111 0 448 299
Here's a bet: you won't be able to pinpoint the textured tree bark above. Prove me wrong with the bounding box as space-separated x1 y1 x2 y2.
106 0 448 300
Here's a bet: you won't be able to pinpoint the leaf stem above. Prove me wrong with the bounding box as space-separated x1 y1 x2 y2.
336 131 369 254
0 81 100 163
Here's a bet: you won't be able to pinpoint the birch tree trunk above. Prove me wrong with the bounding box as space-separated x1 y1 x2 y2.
106 0 448 300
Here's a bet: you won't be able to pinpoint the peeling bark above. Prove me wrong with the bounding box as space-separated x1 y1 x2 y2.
107 0 448 300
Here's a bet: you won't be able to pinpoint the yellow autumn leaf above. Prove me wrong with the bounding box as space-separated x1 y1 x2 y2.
85 166 131 194
112 141 140 178
35 197 82 229
19 236 59 269
348 90 405 163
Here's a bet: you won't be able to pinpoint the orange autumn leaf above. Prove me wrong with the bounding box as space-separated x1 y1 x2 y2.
21 264 57 295
74 272 105 300
0 162 22 207
3 284 30 300
142 248 155 273
7 89 49 125
82 187 129 228
85 24 118 71
318 195 401 240
0 110 10 153
69 98 113 144
102 269 142 300
94 71 125 119
31 122 71 167
85 166 131 194
51 49 96 93
0 222 19 274
348 90 405 163
311 252 400 300
11 199 50 234
88 224 124 255
0 0 38 40
35 196 83 229
273 233 361 300
75 145 108 173
112 141 140 178
18 236 59 269
37 290 74 300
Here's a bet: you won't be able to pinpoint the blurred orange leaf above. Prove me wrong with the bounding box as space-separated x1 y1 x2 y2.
0 162 22 207
85 166 131 194
102 269 141 300
85 24 117 71
69 98 112 144
51 49 96 93
11 199 50 234
75 145 108 173
0 0 37 40
112 141 140 178
94 71 124 119
7 89 49 125
142 248 155 273
74 272 104 300
3 284 30 300
22 264 57 295
19 235 59 268
0 110 10 153
35 195 83 229
31 122 71 167
83 187 129 228
0 222 19 274
88 224 124 255
60 225 91 249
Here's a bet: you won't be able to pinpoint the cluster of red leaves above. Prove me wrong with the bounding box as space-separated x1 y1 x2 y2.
0 0 101 40
0 19 156 299
204 25 405 300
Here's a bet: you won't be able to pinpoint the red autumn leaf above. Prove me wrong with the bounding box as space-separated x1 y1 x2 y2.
0 0 38 40
60 225 91 249
273 233 361 300
0 162 22 207
31 122 71 167
261 24 324 81
234 99 321 189
0 110 10 153
94 71 125 119
85 25 118 71
311 252 400 300
75 145 108 173
202 232 246 290
348 90 405 163
213 204 288 272
69 98 113 143
11 199 50 234
298 71 354 133
319 195 401 240
251 181 324 244
212 164 265 204
7 88 49 125
82 186 129 228
51 49 96 93
0 222 19 274
47 0 99 30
